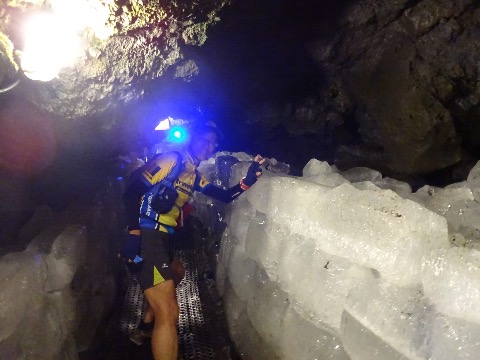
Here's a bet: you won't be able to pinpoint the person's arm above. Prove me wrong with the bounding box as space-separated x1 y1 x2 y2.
198 155 265 203
201 183 244 203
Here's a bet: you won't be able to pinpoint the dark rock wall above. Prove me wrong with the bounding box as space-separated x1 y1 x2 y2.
1 0 480 197
194 0 479 181
318 0 478 176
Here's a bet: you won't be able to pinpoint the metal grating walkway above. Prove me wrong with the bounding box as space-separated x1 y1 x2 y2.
115 221 233 360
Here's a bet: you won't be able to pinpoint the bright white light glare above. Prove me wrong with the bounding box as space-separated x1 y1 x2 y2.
21 1 115 81
50 0 115 40
155 118 172 131
21 12 82 81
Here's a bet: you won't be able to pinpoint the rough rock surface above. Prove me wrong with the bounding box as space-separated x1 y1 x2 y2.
197 0 480 178
313 0 477 174
0 0 229 117
1 0 480 179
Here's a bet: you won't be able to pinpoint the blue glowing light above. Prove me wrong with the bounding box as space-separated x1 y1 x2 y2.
173 130 182 139
168 126 188 143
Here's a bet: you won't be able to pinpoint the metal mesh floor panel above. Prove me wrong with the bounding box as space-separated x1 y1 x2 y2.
176 248 216 360
118 273 145 335
117 230 222 360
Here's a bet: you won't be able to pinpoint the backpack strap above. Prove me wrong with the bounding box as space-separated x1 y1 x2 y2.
160 151 184 188
193 168 202 190
139 152 184 221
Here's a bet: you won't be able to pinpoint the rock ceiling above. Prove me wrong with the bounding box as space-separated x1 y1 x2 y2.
1 0 480 183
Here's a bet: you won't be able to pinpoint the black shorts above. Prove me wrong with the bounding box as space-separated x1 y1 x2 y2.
131 228 174 290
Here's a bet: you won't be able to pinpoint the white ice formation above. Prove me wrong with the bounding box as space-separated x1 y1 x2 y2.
196 154 480 360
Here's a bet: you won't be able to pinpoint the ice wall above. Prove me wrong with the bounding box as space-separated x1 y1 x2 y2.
0 179 123 359
196 154 480 360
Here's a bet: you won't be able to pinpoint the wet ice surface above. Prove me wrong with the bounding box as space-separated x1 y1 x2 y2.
4 154 480 359
196 154 480 360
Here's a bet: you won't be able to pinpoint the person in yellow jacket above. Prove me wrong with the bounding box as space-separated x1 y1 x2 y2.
122 122 264 359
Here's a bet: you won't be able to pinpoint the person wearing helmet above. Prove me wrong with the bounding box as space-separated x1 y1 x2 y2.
122 123 264 359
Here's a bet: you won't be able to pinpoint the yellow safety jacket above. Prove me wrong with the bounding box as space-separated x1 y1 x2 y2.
139 150 210 233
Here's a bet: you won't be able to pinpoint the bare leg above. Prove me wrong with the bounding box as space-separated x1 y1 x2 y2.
144 279 179 360
141 258 184 326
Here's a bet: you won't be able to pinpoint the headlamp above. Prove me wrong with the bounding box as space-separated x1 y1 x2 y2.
154 117 190 144
169 126 188 143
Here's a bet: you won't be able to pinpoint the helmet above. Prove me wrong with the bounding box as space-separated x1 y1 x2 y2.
191 121 224 141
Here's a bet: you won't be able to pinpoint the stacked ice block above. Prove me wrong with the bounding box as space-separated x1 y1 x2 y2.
197 153 480 360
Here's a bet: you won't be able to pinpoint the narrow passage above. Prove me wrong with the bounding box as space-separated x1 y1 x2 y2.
103 219 235 360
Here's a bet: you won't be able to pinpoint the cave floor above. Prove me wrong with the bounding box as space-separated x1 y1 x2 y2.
80 220 236 360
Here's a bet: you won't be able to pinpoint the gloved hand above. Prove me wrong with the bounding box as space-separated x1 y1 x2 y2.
119 234 141 262
243 155 265 187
